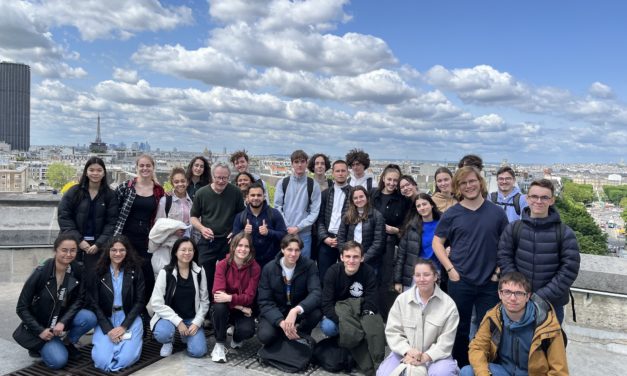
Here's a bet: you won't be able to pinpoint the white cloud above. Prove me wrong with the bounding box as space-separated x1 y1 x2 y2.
112 68 139 84
588 81 614 99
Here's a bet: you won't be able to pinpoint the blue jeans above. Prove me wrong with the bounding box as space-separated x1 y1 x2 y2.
447 278 499 368
460 363 510 376
300 231 312 259
320 317 339 337
41 309 97 369
153 318 207 358
317 241 339 283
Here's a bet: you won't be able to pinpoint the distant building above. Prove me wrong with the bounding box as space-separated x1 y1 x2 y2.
0 166 27 192
0 62 30 151
89 114 107 153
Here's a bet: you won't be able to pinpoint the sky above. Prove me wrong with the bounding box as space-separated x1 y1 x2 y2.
2 0 627 163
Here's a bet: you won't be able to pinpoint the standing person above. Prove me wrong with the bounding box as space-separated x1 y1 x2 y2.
230 150 269 201
90 236 145 372
321 241 385 375
317 160 351 282
432 166 509 367
346 148 375 191
14 234 97 369
432 167 457 213
150 238 209 358
232 182 287 268
399 175 420 200
371 164 411 318
394 193 442 292
498 179 580 324
185 156 211 200
458 154 484 171
337 186 386 271
58 157 118 273
308 153 332 191
190 162 245 299
114 154 165 305
274 150 322 259
378 259 459 376
489 166 528 222
211 232 261 362
460 272 568 376
234 171 256 200
156 167 192 237
256 234 322 345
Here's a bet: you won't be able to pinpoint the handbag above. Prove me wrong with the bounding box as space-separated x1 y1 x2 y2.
13 323 45 351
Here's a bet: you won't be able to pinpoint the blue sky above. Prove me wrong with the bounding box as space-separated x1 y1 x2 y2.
2 0 626 163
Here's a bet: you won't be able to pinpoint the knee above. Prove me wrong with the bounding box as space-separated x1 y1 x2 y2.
459 365 475 376
428 358 460 376
212 302 230 316
41 341 68 370
153 320 175 343
257 320 277 345
320 318 339 337
235 319 255 340
187 338 208 358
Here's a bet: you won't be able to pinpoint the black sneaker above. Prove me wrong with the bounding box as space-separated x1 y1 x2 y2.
28 349 41 358
66 344 82 361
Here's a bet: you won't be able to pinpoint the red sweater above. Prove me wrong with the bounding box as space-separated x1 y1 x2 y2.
212 258 261 309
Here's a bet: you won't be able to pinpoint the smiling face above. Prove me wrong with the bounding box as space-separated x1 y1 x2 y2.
382 170 400 194
527 185 555 218
313 156 327 176
458 171 482 201
237 174 252 191
497 171 515 195
436 172 452 194
352 189 368 209
340 247 363 276
212 166 230 193
55 239 78 266
399 178 417 198
281 240 301 268
175 241 195 265
191 159 205 177
247 187 264 209
499 281 530 317
233 237 251 263
234 156 249 173
413 263 437 294
415 198 434 221
171 172 188 197
109 241 127 268
136 157 154 179
86 163 105 185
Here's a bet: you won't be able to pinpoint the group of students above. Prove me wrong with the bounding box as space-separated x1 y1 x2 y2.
14 150 579 376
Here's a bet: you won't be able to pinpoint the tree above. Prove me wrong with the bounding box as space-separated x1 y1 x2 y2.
562 180 594 204
47 163 77 190
554 196 607 255
602 185 627 205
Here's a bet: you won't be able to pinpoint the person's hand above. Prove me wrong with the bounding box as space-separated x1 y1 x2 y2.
279 308 300 340
177 321 189 336
385 225 400 235
201 226 214 240
324 237 338 248
175 229 185 238
107 326 126 343
52 322 65 336
448 267 460 282
259 220 268 236
244 219 253 234
240 307 252 317
394 283 403 293
214 291 232 303
85 244 98 254
445 246 451 257
419 352 432 365
187 324 199 336
39 328 54 341
287 226 299 235
402 348 422 366
79 240 91 252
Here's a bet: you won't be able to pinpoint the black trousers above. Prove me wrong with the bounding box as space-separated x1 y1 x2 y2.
211 302 255 343
197 237 229 305
257 308 322 345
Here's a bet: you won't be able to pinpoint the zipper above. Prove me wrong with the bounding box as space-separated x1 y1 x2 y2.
45 282 56 327
100 278 113 294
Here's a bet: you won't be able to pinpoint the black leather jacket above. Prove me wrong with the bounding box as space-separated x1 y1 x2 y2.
89 267 145 334
16 258 86 335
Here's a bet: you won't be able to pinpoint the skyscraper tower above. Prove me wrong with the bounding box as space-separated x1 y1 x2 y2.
89 113 107 153
0 62 30 151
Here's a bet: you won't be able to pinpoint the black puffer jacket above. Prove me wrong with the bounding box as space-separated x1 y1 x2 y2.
497 207 580 306
317 184 351 241
337 207 386 267
58 183 118 249
16 258 86 336
394 221 423 287
89 267 145 334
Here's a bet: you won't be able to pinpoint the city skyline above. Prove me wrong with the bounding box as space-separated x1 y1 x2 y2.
1 1 627 163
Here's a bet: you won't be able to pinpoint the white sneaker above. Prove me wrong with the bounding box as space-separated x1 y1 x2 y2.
226 325 234 336
160 342 173 357
230 338 243 349
211 343 227 363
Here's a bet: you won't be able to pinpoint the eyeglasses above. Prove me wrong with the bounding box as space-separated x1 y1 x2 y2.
459 179 479 187
59 249 77 255
213 176 229 181
528 195 552 202
500 289 528 298
497 177 513 182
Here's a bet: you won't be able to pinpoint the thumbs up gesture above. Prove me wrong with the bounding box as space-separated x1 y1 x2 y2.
259 219 269 236
244 218 253 234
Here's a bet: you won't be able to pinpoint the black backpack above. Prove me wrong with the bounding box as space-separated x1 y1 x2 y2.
258 334 315 373
490 191 522 215
313 336 354 373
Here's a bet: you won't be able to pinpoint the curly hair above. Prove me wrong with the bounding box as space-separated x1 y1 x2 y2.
345 148 370 169
230 150 249 165
307 153 331 173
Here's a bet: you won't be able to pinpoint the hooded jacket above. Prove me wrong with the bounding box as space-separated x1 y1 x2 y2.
498 207 580 306
468 294 568 376
231 202 287 266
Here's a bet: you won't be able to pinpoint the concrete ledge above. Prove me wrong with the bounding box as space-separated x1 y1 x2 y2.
572 254 627 295
0 193 61 207
0 206 59 246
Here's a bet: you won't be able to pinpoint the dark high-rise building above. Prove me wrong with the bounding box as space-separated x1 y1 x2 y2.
0 62 30 151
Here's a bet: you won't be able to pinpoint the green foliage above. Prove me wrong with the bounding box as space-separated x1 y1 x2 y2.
555 196 607 255
561 180 594 204
620 197 627 209
267 184 275 207
603 185 627 205
163 181 173 192
47 162 77 190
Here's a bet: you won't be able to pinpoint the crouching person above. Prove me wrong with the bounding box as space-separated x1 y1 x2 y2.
322 241 385 376
460 272 568 376
149 238 209 358
257 234 322 344
378 258 459 376
210 232 261 362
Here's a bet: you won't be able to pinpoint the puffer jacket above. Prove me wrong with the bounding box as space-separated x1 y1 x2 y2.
394 221 422 287
468 294 568 376
497 207 580 306
336 207 386 267
58 183 118 249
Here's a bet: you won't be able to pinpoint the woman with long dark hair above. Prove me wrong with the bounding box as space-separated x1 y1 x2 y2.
114 154 165 303
58 157 118 272
399 174 419 201
394 193 442 292
211 232 261 363
337 186 386 269
15 234 97 369
90 235 145 371
186 156 211 200
149 237 209 358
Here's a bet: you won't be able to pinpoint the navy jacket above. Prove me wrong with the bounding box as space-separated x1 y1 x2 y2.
232 202 287 267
